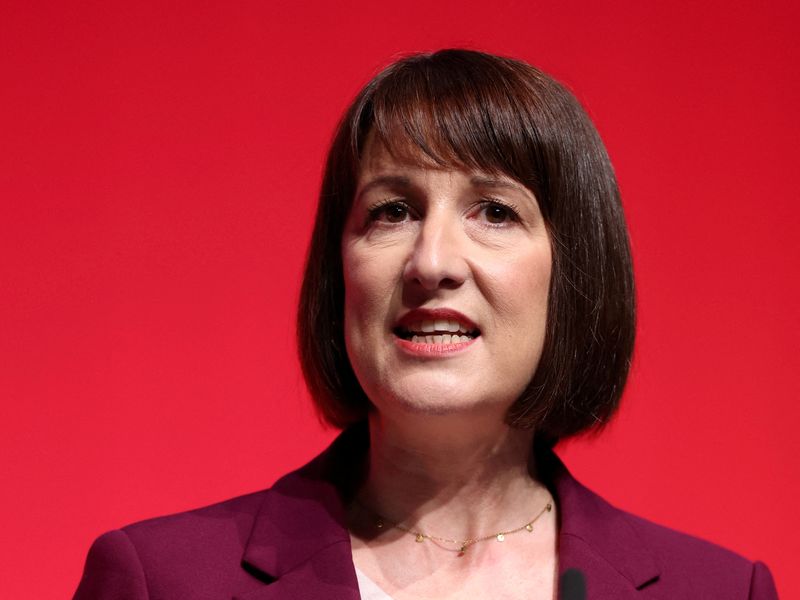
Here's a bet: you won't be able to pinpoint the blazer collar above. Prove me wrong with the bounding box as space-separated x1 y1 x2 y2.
546 452 662 595
236 426 367 600
237 425 661 599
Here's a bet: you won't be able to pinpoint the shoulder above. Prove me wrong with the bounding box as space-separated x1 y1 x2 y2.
121 487 268 555
73 489 274 600
549 452 779 598
73 431 365 600
622 508 775 596
623 505 749 566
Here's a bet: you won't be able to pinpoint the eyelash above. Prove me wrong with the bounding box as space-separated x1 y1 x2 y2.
476 197 521 225
368 198 414 223
367 197 521 226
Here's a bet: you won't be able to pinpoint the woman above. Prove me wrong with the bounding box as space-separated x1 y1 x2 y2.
74 49 778 599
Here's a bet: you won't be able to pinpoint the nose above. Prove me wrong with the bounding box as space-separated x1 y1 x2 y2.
403 212 469 291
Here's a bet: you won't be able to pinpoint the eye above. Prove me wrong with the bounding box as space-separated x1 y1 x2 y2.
478 200 520 225
369 200 412 224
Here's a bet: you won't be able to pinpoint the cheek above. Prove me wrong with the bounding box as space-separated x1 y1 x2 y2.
484 246 552 328
341 244 398 340
341 244 404 392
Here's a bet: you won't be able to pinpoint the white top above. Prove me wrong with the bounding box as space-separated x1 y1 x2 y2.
355 567 395 600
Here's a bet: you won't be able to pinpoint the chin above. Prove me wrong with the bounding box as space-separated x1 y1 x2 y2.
372 379 508 419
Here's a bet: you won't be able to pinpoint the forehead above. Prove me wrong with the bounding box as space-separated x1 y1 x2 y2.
358 130 439 175
354 134 541 214
357 130 522 190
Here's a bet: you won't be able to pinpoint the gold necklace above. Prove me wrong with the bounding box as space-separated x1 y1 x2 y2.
358 500 552 556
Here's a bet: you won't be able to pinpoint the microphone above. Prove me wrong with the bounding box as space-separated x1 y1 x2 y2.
559 568 587 600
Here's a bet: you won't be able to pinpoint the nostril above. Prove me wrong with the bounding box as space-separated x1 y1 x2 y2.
403 229 469 290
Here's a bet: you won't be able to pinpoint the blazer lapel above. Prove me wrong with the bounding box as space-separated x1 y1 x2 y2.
234 428 663 600
235 427 369 600
549 451 662 598
235 542 359 600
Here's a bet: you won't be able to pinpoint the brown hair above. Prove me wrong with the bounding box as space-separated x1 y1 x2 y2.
297 49 635 446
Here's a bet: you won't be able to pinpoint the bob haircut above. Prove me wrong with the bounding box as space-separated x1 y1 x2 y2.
298 49 635 446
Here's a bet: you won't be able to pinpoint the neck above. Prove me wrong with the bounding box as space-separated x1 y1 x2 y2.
355 411 549 540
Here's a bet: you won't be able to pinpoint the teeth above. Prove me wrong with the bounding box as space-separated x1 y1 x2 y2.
408 333 473 345
408 319 473 336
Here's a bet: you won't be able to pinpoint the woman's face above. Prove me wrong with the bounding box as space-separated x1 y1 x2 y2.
341 136 552 421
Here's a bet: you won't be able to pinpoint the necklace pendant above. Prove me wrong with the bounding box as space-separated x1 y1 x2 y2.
496 533 505 542
525 523 533 532
415 533 425 542
458 544 467 555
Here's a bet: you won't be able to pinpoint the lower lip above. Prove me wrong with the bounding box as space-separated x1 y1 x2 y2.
394 336 478 357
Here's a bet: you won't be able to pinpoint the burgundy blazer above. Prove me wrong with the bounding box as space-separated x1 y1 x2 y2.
73 425 779 599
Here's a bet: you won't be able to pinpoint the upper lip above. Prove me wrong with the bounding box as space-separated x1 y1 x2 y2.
394 308 480 334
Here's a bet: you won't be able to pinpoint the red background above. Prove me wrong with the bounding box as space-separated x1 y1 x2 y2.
2 1 798 597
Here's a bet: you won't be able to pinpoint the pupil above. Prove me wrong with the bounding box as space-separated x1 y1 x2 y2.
387 205 406 222
487 205 506 223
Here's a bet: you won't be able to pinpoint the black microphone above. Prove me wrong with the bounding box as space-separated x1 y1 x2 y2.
559 568 587 600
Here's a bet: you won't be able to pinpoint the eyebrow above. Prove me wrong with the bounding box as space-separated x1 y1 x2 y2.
469 175 532 197
356 175 414 200
355 173 534 202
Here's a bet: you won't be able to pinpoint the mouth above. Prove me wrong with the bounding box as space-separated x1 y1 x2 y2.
393 310 481 346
